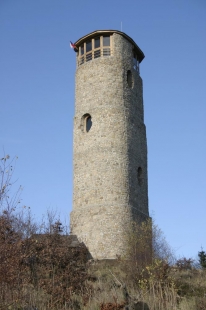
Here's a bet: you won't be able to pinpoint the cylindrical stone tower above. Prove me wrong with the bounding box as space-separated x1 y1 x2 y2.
70 30 149 259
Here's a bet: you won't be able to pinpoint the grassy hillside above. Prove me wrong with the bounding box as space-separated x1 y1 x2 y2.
1 156 206 309
0 213 206 310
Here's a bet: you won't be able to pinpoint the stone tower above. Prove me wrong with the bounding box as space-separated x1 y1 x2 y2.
70 30 149 259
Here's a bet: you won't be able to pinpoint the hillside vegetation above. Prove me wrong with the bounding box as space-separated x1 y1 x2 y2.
1 155 206 309
0 212 206 309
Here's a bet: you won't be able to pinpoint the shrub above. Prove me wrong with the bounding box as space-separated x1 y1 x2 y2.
176 257 194 270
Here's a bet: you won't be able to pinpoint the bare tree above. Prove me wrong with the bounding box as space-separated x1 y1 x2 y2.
0 154 22 215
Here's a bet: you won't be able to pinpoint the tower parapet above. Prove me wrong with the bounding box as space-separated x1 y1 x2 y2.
70 30 149 259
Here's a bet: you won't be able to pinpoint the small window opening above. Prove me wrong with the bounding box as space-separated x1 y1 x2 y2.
81 114 92 132
137 60 139 71
133 51 140 73
137 167 143 186
127 70 133 88
86 115 92 132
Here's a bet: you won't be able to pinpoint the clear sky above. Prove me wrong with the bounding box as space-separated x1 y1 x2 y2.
1 0 206 260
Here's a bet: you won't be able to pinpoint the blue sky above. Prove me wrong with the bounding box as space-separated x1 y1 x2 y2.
0 0 206 259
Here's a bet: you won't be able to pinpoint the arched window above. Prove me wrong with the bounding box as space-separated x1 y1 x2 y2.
81 114 92 132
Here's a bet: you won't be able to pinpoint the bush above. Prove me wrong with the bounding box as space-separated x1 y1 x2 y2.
0 213 90 309
176 257 194 270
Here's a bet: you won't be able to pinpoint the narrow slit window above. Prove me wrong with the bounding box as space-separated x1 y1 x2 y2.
137 167 143 186
86 116 92 132
127 70 133 88
133 51 140 73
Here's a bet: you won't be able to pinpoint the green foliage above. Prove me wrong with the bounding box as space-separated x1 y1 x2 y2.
198 248 206 269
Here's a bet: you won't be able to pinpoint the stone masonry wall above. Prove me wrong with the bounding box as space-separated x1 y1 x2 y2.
70 32 149 259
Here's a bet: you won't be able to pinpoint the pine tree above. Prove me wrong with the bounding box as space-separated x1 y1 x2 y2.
198 248 206 268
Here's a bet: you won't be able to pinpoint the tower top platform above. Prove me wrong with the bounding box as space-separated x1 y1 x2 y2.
75 30 145 63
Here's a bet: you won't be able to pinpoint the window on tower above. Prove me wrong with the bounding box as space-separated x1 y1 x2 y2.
94 37 100 48
127 70 133 88
103 36 110 56
86 40 92 62
78 35 112 66
137 167 143 186
133 51 139 73
81 114 92 133
86 115 92 132
94 37 101 58
103 36 110 46
80 44 84 55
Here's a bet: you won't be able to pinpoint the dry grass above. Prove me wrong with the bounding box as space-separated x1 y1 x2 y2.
1 214 206 309
0 221 206 309
1 155 206 309
82 260 206 310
